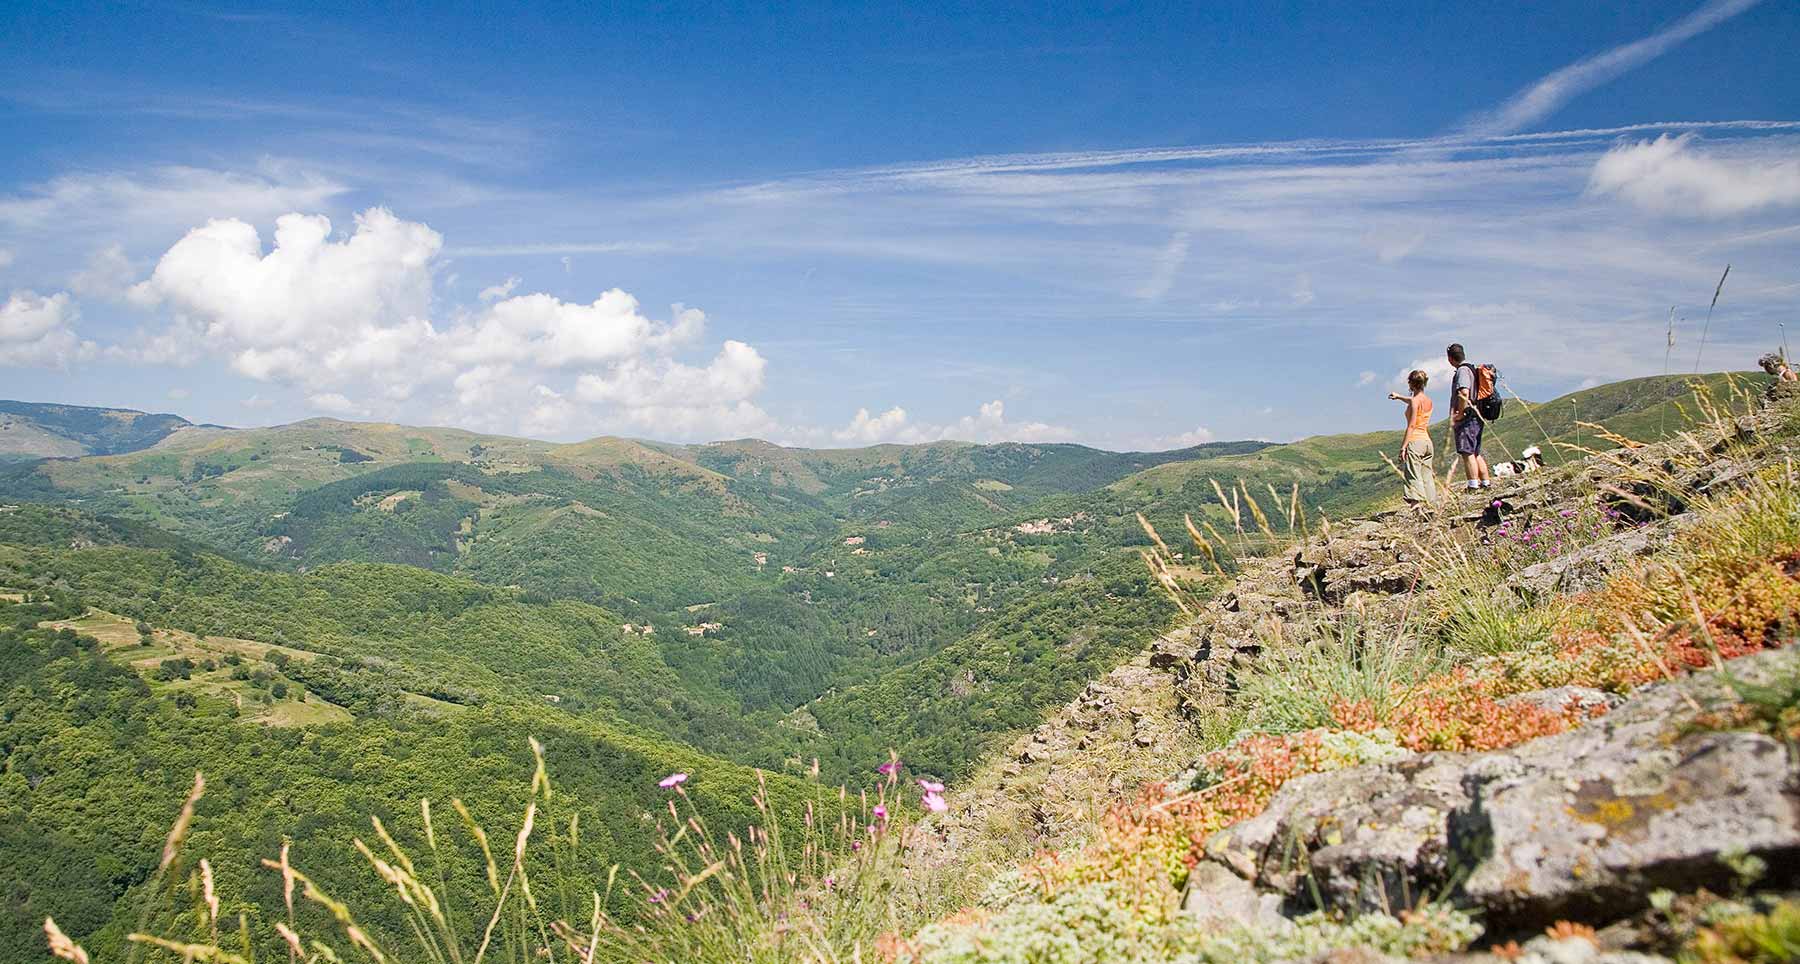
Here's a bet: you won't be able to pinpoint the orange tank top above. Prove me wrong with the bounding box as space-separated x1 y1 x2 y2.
1403 394 1433 443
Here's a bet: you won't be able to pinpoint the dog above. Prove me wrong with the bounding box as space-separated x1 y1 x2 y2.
1491 445 1543 478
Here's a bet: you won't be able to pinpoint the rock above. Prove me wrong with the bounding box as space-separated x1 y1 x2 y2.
1321 562 1419 602
1458 726 1799 930
1498 686 1619 716
1181 860 1291 932
1206 754 1470 911
1199 650 1800 932
1506 525 1656 598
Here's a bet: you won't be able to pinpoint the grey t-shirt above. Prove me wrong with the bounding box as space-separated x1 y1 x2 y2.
1451 364 1474 420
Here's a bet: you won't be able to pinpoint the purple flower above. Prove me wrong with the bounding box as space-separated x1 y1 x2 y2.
917 779 944 793
877 760 900 776
921 791 948 813
658 773 689 789
872 804 888 821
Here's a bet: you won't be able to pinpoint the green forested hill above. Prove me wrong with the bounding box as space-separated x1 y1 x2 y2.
0 562 821 961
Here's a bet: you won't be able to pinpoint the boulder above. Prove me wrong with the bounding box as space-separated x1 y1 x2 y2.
1457 726 1799 930
1195 650 1800 932
1207 753 1469 912
1181 860 1291 931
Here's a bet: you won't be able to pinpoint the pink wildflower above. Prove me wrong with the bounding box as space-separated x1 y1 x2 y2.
658 773 688 789
921 791 948 813
872 804 888 821
877 760 900 776
917 779 944 793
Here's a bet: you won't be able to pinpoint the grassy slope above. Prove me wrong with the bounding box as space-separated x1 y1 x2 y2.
1112 372 1769 521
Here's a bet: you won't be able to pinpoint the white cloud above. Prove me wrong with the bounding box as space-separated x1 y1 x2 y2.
308 392 367 416
129 207 443 383
1134 230 1190 300
1588 134 1800 217
946 400 1073 444
241 394 274 409
1390 357 1455 393
1356 371 1378 386
834 406 912 444
0 164 347 241
460 291 705 369
0 290 95 367
166 387 191 400
819 399 1073 446
119 207 780 442
478 276 520 301
571 340 773 437
1157 426 1216 449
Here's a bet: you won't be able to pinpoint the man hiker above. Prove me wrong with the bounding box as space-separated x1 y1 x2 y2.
1447 343 1491 490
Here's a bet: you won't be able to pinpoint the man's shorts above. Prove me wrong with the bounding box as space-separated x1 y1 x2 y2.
1455 414 1484 456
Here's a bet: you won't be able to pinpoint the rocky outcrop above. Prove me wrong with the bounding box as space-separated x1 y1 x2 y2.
1192 648 1800 934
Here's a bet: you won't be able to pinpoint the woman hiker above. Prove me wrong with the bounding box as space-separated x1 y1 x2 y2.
1390 369 1436 512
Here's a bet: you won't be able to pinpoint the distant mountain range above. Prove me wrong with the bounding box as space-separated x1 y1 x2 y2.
0 400 209 461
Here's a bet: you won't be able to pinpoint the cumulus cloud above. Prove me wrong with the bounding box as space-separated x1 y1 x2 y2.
129 207 443 383
834 406 911 444
824 399 1073 446
1390 357 1455 393
1589 134 1800 217
123 207 774 441
0 290 95 367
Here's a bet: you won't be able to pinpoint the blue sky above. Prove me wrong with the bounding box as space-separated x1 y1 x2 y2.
2 1 1797 449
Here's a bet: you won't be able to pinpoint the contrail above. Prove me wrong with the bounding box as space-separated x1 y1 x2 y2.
1455 0 1765 140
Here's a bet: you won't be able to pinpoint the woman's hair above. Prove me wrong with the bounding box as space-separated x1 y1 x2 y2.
1408 369 1429 392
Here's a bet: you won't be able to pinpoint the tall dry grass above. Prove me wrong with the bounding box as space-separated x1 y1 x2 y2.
66 741 939 964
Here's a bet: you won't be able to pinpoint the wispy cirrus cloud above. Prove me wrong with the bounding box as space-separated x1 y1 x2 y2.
1454 0 1767 140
